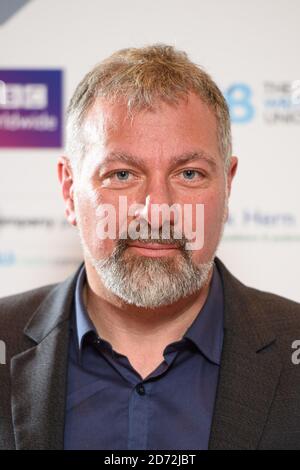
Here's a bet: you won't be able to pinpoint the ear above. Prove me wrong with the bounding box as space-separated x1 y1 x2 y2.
226 156 238 198
57 156 77 226
223 156 238 223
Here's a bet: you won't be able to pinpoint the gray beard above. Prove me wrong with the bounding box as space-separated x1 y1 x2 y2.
79 235 215 308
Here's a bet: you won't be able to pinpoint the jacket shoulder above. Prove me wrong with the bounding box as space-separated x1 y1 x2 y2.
215 257 300 334
0 283 58 334
243 284 300 331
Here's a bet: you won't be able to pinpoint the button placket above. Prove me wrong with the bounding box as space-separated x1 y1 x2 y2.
136 383 146 395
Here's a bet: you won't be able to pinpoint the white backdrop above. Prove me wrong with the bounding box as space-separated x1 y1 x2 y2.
0 0 299 301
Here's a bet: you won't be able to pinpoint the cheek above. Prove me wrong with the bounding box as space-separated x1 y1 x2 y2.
204 197 225 230
76 190 117 257
190 192 225 261
185 189 225 233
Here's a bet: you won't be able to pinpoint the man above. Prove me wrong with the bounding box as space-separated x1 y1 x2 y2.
1 44 300 450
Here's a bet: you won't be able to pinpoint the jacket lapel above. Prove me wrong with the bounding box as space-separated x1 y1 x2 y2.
209 258 282 449
10 263 82 450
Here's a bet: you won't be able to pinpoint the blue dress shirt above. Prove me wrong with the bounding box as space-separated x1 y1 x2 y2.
64 261 224 450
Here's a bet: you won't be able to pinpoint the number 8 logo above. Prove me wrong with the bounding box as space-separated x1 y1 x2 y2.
225 83 255 123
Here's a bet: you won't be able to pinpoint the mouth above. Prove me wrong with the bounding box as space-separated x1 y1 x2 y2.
127 241 181 257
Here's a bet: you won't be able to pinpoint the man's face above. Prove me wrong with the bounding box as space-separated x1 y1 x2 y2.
60 92 237 307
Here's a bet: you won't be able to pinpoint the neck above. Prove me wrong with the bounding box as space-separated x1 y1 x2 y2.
83 258 214 354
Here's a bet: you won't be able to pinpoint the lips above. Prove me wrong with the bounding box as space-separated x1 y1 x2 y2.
127 241 179 250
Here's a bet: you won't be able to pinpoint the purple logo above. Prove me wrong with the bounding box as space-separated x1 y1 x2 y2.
0 70 63 148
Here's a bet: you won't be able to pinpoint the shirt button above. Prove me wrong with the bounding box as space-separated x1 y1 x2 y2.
136 383 146 395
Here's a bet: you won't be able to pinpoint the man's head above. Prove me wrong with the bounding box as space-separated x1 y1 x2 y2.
58 44 238 308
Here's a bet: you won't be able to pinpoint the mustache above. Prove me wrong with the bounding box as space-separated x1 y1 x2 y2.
117 226 188 249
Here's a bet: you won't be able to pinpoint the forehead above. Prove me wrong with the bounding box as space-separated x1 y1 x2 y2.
83 92 220 164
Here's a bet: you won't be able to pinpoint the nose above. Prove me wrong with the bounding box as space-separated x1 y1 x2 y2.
133 183 177 233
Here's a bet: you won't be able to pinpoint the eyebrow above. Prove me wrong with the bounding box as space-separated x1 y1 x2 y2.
102 152 147 170
101 150 217 171
171 151 217 169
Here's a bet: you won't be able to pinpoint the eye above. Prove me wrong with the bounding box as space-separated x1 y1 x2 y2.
181 169 204 180
100 169 138 186
113 170 131 180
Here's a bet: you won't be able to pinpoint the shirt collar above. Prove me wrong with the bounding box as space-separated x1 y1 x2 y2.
183 263 224 365
73 261 224 365
73 263 96 352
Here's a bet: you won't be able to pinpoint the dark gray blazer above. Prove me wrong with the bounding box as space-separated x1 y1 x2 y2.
1 257 300 450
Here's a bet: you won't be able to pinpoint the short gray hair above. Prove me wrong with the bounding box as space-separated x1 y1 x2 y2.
66 44 232 172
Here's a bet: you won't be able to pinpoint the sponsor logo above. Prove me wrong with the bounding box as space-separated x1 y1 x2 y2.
224 80 300 125
0 69 63 147
263 81 300 124
224 83 255 124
